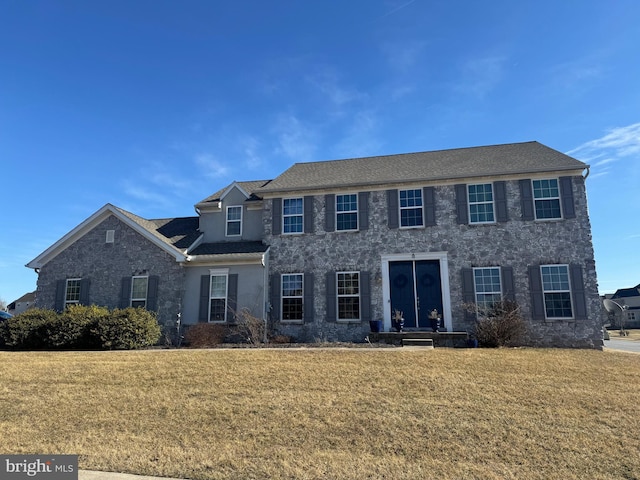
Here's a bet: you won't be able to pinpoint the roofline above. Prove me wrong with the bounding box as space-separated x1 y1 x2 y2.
257 165 588 195
26 204 188 269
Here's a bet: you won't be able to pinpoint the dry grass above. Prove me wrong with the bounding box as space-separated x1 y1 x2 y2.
607 328 640 341
1 348 639 480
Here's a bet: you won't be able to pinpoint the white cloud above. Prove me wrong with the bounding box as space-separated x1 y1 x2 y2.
239 135 264 170
380 40 427 72
273 114 318 162
567 123 640 159
121 180 172 207
334 110 382 158
549 60 602 91
455 55 507 98
305 68 365 111
379 0 417 19
194 153 231 178
567 123 640 181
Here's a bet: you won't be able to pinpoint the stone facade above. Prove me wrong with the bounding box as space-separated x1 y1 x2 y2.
264 176 603 348
35 215 184 328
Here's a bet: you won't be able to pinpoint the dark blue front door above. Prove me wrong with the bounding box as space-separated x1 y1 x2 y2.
390 260 443 329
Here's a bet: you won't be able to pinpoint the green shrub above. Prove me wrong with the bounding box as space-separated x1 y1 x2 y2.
90 308 161 350
0 309 57 350
184 323 229 348
45 305 109 349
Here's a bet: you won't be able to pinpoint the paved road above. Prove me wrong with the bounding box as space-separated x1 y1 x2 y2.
604 338 640 354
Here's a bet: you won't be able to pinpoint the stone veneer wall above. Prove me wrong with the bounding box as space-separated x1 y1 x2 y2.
35 215 185 328
264 176 603 348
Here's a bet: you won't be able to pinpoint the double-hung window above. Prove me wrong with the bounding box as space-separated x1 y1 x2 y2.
226 206 242 236
540 265 572 318
65 278 82 307
283 198 303 234
468 184 495 224
336 194 358 231
209 271 229 322
473 267 502 311
399 189 424 227
337 272 360 321
281 273 303 321
131 276 148 308
532 179 561 219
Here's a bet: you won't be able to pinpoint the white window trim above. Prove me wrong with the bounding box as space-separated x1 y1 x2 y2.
335 193 359 232
209 268 229 323
226 205 243 237
472 267 502 311
398 189 425 229
65 278 82 306
468 183 496 225
281 273 304 323
532 178 562 221
540 264 573 319
336 271 361 322
130 275 148 308
282 197 304 235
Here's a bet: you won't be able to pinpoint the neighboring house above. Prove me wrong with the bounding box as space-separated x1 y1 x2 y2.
606 285 640 328
7 291 36 315
27 141 603 348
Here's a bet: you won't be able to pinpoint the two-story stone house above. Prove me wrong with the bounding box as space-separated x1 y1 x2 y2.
27 141 603 348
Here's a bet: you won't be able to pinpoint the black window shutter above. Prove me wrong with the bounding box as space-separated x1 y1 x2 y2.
198 275 210 322
387 189 399 229
519 179 535 221
227 274 238 322
79 278 90 305
304 196 314 233
501 267 515 302
325 272 336 322
494 181 509 222
424 186 436 226
559 176 576 219
358 192 369 230
120 277 132 308
570 265 587 320
303 273 314 323
270 274 281 322
528 266 546 320
147 276 159 312
360 271 371 322
455 184 468 224
461 268 476 321
325 194 335 232
272 198 282 235
55 280 66 312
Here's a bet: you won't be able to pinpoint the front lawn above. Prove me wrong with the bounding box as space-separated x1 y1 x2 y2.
0 348 638 479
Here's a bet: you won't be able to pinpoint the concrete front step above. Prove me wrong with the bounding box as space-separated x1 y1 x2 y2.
402 338 434 348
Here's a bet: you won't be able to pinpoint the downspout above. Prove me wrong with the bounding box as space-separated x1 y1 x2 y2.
583 167 590 180
261 247 270 343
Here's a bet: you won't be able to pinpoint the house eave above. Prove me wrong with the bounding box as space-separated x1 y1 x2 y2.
186 252 266 265
257 166 588 197
26 204 188 270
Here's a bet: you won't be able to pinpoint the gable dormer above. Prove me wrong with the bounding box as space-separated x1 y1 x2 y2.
195 180 269 243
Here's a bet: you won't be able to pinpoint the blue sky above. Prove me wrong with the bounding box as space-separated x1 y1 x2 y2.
1 0 639 305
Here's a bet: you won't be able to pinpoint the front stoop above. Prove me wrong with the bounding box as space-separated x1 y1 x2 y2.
369 331 469 348
401 338 434 348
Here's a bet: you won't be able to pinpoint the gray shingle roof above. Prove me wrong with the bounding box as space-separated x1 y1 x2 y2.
114 207 200 251
256 141 588 194
197 180 272 205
